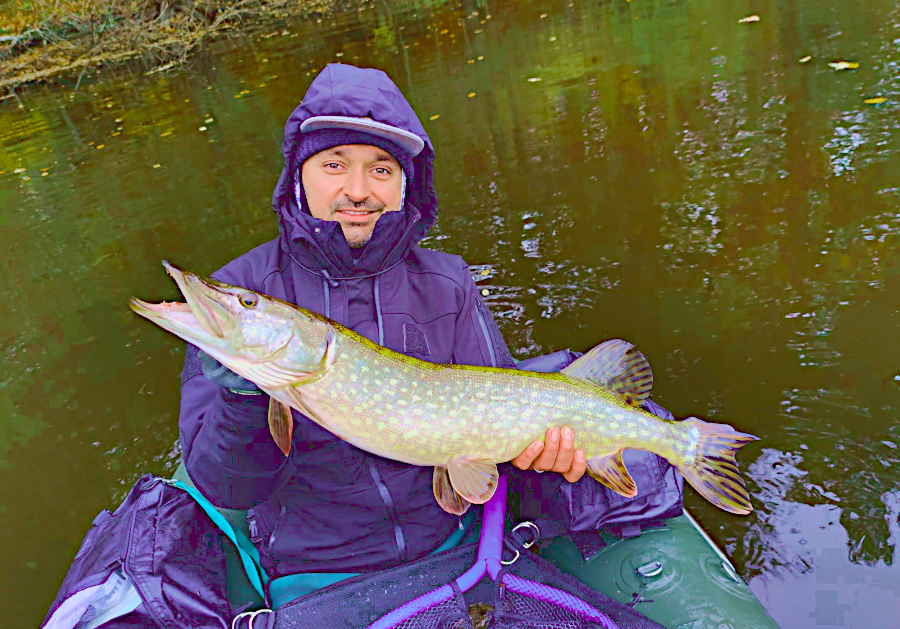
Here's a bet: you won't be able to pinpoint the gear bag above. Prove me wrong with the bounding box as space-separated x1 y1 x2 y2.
41 474 263 629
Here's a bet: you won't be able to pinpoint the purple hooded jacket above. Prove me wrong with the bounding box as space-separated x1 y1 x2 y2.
178 64 520 577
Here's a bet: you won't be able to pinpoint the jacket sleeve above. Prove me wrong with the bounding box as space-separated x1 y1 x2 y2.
179 344 298 509
452 264 517 369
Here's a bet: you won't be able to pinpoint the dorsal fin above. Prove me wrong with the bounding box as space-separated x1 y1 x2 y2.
562 339 653 407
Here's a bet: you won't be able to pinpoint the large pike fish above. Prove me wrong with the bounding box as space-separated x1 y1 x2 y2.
130 262 758 516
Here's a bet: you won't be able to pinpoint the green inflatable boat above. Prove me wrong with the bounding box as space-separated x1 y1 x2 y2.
172 463 778 629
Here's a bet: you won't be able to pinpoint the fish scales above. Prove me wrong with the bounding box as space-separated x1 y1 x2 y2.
299 335 689 467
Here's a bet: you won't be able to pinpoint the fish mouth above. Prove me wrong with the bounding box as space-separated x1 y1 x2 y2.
161 260 235 339
129 261 238 346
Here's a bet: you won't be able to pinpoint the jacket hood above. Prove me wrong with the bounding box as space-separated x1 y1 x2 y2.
272 64 439 277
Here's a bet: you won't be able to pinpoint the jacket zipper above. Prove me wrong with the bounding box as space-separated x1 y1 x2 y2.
367 460 408 562
474 298 498 368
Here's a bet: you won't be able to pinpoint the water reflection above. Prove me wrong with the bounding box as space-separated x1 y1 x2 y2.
2 0 900 626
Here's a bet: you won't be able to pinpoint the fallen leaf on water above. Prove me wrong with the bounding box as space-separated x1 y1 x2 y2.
480 269 490 276
468 92 477 97
828 61 859 70
864 97 887 104
527 77 543 82
738 15 760 23
799 55 812 63
429 114 440 120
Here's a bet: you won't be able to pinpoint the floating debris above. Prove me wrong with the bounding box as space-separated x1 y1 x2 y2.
481 289 490 296
527 77 543 83
828 61 859 70
468 603 493 629
199 126 207 131
864 97 887 104
429 114 440 120
468 92 476 97
480 269 491 276
738 15 760 23
799 55 812 63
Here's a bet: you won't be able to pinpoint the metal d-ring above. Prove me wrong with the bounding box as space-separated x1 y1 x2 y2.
232 609 273 629
511 521 541 548
501 548 520 565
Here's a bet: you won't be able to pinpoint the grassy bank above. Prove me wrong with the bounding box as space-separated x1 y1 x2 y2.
0 0 331 90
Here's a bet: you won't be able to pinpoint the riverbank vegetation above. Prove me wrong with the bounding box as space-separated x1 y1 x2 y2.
0 0 332 89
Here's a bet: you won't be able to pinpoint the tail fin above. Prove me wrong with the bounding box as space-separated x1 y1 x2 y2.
677 418 758 515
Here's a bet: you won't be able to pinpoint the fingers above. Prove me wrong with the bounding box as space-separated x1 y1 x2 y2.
515 426 585 483
510 441 544 470
563 450 587 483
531 427 561 472
551 427 575 474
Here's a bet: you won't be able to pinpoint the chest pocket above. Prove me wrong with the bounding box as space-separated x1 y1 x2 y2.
382 313 456 364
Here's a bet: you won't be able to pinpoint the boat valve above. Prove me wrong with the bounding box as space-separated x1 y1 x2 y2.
636 560 664 578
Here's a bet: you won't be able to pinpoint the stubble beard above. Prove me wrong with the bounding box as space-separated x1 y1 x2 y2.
333 198 384 249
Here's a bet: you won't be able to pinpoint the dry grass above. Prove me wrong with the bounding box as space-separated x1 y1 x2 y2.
0 0 329 90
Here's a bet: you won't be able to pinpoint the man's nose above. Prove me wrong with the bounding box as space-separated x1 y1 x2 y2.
343 168 370 202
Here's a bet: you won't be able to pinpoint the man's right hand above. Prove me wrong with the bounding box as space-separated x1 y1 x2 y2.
198 350 263 395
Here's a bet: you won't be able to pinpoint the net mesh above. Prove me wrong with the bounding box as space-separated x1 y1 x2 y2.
271 541 664 629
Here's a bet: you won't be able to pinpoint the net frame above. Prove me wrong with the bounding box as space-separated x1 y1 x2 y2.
366 474 620 629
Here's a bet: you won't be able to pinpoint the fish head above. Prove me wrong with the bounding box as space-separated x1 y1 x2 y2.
130 262 328 376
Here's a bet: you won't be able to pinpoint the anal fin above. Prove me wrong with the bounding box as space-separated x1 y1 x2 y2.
447 456 499 505
433 466 472 515
586 450 638 498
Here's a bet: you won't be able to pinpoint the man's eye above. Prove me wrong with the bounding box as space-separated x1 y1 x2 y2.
374 167 390 175
325 162 342 169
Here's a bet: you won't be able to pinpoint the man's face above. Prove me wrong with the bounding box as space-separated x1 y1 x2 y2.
301 143 404 249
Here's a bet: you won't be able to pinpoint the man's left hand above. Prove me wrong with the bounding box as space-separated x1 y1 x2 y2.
510 426 587 483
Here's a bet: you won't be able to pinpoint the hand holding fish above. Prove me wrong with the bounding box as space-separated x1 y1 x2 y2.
511 427 587 483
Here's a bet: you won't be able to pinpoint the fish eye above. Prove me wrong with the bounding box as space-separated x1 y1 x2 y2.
239 292 259 308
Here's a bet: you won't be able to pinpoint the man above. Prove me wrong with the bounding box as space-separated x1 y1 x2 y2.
178 64 592 580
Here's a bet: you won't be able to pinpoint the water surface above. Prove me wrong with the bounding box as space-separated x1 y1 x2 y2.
2 0 899 626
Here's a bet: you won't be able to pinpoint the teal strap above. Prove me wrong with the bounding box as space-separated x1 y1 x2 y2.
169 480 268 600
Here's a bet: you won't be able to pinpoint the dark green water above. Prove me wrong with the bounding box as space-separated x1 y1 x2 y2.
2 0 899 626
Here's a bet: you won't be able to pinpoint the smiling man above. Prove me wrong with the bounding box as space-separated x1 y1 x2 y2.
178 64 591 596
301 143 403 248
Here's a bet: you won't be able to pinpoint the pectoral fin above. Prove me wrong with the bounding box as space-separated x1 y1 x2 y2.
586 450 638 498
433 466 472 515
562 339 653 408
267 398 294 457
447 456 499 505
